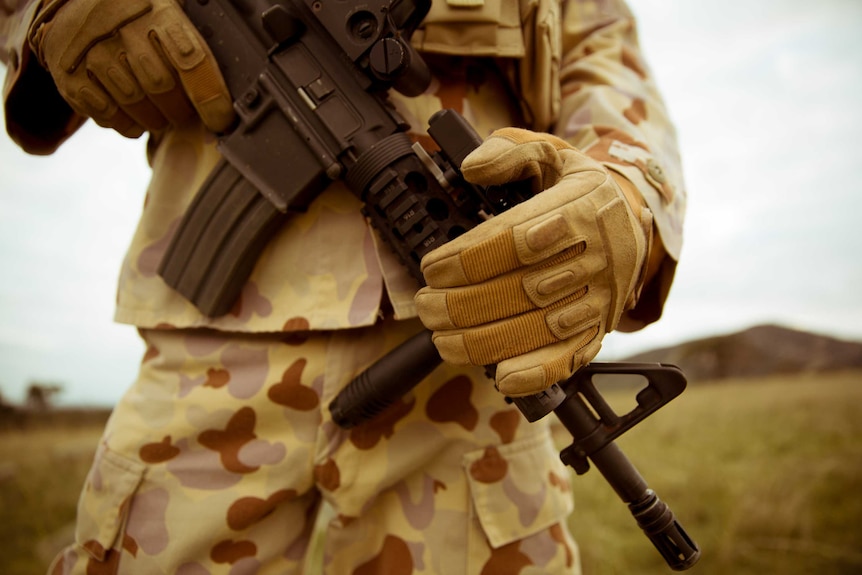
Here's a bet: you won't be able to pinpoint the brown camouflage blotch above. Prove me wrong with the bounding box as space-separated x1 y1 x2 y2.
123 533 139 557
435 75 468 114
198 407 260 474
210 539 258 565
313 457 341 491
480 540 532 575
142 343 160 363
549 470 571 493
426 375 478 431
82 539 107 561
490 410 521 444
621 46 647 79
349 397 415 450
593 125 649 150
623 97 647 125
226 489 297 531
86 548 122 575
353 535 414 575
550 523 575 568
282 316 311 332
139 435 180 464
268 359 319 411
204 368 230 389
469 446 508 484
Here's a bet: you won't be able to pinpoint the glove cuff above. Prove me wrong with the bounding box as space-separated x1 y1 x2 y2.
609 172 653 313
28 0 69 66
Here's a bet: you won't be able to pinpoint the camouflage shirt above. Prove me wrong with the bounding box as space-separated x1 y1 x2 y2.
1 0 686 334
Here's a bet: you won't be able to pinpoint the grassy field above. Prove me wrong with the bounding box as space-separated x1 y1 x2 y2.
1 371 860 574
0 415 108 574
568 370 862 575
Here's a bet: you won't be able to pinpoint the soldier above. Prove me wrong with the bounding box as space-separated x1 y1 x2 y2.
1 0 685 573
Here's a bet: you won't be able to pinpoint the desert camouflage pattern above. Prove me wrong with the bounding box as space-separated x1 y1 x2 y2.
1 1 685 573
48 320 579 574
108 57 529 332
1 0 685 334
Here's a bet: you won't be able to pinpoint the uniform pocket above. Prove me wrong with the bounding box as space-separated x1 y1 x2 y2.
74 445 146 561
463 430 573 549
517 0 562 130
412 0 526 57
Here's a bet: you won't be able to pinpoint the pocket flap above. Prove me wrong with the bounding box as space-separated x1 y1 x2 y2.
412 0 526 57
463 431 573 548
75 445 146 561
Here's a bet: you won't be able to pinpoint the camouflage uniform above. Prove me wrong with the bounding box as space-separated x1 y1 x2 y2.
1 0 685 573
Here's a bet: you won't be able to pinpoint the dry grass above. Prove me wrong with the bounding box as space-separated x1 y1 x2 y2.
568 370 862 575
0 422 105 574
1 371 860 574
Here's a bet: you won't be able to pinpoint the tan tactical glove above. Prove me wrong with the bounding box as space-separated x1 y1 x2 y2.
415 128 652 397
28 0 234 138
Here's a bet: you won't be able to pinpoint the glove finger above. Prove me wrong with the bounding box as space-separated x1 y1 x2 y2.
90 107 146 138
431 289 598 366
150 9 234 133
417 273 534 330
119 16 207 130
494 330 603 397
83 39 170 132
421 169 608 288
416 243 589 330
58 73 145 138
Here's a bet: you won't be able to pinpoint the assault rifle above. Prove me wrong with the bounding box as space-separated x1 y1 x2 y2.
158 0 699 568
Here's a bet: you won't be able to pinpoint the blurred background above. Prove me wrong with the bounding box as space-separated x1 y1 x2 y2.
1 1 861 574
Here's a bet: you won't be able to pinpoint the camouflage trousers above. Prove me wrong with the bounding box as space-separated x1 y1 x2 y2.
49 318 580 574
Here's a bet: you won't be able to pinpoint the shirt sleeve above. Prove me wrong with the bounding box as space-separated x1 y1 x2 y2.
1 0 86 155
555 0 686 328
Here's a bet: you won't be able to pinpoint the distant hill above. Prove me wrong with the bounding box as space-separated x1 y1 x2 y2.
622 324 862 382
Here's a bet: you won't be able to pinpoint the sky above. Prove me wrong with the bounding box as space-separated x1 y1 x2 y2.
1 0 861 406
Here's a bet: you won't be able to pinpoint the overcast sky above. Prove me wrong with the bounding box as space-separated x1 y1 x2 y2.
1 0 861 406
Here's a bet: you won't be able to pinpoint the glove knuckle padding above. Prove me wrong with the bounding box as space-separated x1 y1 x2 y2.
416 129 649 397
83 39 145 104
497 334 603 397
48 0 152 74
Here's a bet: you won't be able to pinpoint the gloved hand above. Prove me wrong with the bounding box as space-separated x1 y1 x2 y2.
415 128 652 397
28 0 234 138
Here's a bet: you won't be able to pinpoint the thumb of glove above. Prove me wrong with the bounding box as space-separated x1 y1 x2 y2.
459 127 575 193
